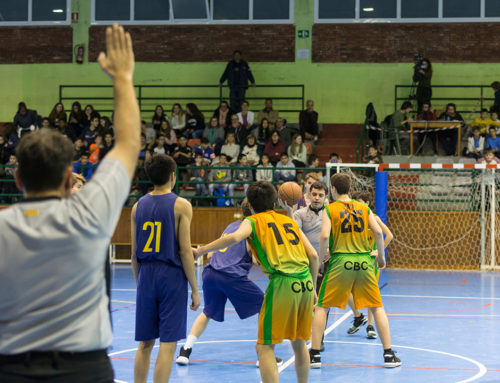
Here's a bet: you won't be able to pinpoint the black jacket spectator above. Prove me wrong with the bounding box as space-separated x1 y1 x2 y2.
219 58 255 89
300 101 319 139
14 102 38 133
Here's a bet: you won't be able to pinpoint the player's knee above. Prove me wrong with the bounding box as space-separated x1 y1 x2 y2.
138 340 155 350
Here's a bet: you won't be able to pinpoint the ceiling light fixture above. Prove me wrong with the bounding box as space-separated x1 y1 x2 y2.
363 7 374 11
52 9 64 13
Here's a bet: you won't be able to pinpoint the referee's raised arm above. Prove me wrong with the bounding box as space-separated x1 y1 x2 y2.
98 24 141 179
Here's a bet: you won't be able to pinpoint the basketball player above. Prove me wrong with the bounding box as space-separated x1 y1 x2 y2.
0 24 140 382
194 181 318 383
310 173 401 368
131 154 200 383
347 190 393 339
176 199 281 367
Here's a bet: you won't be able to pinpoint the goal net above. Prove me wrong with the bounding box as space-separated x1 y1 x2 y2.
326 163 500 271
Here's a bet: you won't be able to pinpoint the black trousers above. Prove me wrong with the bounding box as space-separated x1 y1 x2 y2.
0 350 113 383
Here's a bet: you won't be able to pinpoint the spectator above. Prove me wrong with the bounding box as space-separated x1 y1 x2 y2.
133 136 151 198
472 108 500 135
237 100 255 129
275 117 298 149
172 136 193 181
48 102 67 129
81 113 100 147
383 101 413 155
41 118 51 129
241 133 260 166
257 98 279 128
99 116 112 133
417 102 437 120
213 100 232 128
415 58 432 112
263 130 285 165
328 152 342 164
226 113 242 140
151 134 170 155
364 145 383 164
466 126 485 160
68 101 86 138
14 102 38 136
99 131 114 160
303 154 323 181
141 120 156 145
256 118 271 147
491 81 500 112
300 99 319 143
83 105 97 129
219 50 256 112
72 138 86 162
220 132 240 164
486 126 500 155
235 113 253 146
478 148 500 164
0 136 11 165
194 137 216 165
208 153 231 198
171 103 186 134
185 103 205 139
438 103 464 156
256 153 273 182
73 151 94 181
491 110 500 127
89 134 104 164
138 134 151 164
2 154 19 203
159 120 177 152
274 152 296 182
189 152 208 198
152 105 168 131
57 119 76 142
203 116 225 150
288 133 307 167
228 153 253 205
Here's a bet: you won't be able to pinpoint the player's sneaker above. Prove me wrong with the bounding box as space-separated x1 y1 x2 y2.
384 350 402 368
256 357 283 367
309 350 321 369
176 346 192 365
319 339 325 352
366 325 377 339
347 313 367 334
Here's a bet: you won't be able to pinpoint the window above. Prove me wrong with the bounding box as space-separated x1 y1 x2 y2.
92 0 293 24
401 0 438 18
360 0 396 18
318 0 356 19
0 0 69 25
316 0 500 22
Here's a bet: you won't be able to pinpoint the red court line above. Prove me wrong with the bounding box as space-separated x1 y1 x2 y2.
249 272 265 280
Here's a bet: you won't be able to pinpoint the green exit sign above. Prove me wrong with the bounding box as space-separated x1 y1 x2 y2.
298 30 310 38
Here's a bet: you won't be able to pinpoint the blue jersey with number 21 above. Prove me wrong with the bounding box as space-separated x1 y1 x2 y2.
135 193 181 267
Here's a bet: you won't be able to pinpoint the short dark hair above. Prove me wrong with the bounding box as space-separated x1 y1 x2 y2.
280 152 288 158
242 100 249 106
481 108 489 113
233 50 242 56
201 137 209 144
81 151 90 158
401 101 413 110
194 152 203 158
145 154 177 186
330 152 339 158
247 181 276 213
219 153 227 160
238 153 247 162
352 190 373 207
16 129 74 192
491 81 500 90
330 173 351 195
489 126 496 131
241 198 252 217
472 126 480 132
310 181 328 194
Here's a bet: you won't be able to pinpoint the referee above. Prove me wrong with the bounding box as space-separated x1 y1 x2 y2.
0 25 140 382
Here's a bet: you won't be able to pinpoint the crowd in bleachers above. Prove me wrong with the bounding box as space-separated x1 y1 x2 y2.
0 98 326 205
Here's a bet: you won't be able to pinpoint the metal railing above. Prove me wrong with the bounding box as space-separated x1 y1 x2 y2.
395 84 495 115
59 84 305 123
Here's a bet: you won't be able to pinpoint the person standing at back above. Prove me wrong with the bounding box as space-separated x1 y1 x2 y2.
0 24 140 382
131 154 200 383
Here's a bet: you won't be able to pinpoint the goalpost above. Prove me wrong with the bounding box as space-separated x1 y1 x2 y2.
326 162 500 271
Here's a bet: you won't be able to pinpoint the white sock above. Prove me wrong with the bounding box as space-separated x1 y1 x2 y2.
184 335 198 349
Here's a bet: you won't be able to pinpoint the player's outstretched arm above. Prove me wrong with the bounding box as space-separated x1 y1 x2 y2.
195 219 253 257
299 229 318 291
98 24 141 180
318 209 331 266
176 198 200 311
130 202 139 282
368 212 385 269
375 215 393 249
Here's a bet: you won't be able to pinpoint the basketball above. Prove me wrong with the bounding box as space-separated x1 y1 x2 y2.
278 182 303 207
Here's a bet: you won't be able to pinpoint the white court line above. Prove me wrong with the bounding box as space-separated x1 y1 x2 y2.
270 310 353 381
323 340 487 383
382 294 500 301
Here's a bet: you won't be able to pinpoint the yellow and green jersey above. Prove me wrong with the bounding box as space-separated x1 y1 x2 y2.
245 210 309 276
326 200 373 256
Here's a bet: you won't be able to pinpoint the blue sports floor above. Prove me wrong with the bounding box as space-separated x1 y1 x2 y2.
110 265 500 383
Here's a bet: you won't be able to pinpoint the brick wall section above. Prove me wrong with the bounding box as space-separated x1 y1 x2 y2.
313 23 500 63
0 27 73 64
89 25 295 62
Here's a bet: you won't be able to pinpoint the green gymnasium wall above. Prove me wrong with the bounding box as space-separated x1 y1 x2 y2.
0 0 497 124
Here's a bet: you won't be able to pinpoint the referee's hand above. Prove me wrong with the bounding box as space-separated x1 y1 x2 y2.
98 24 134 81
